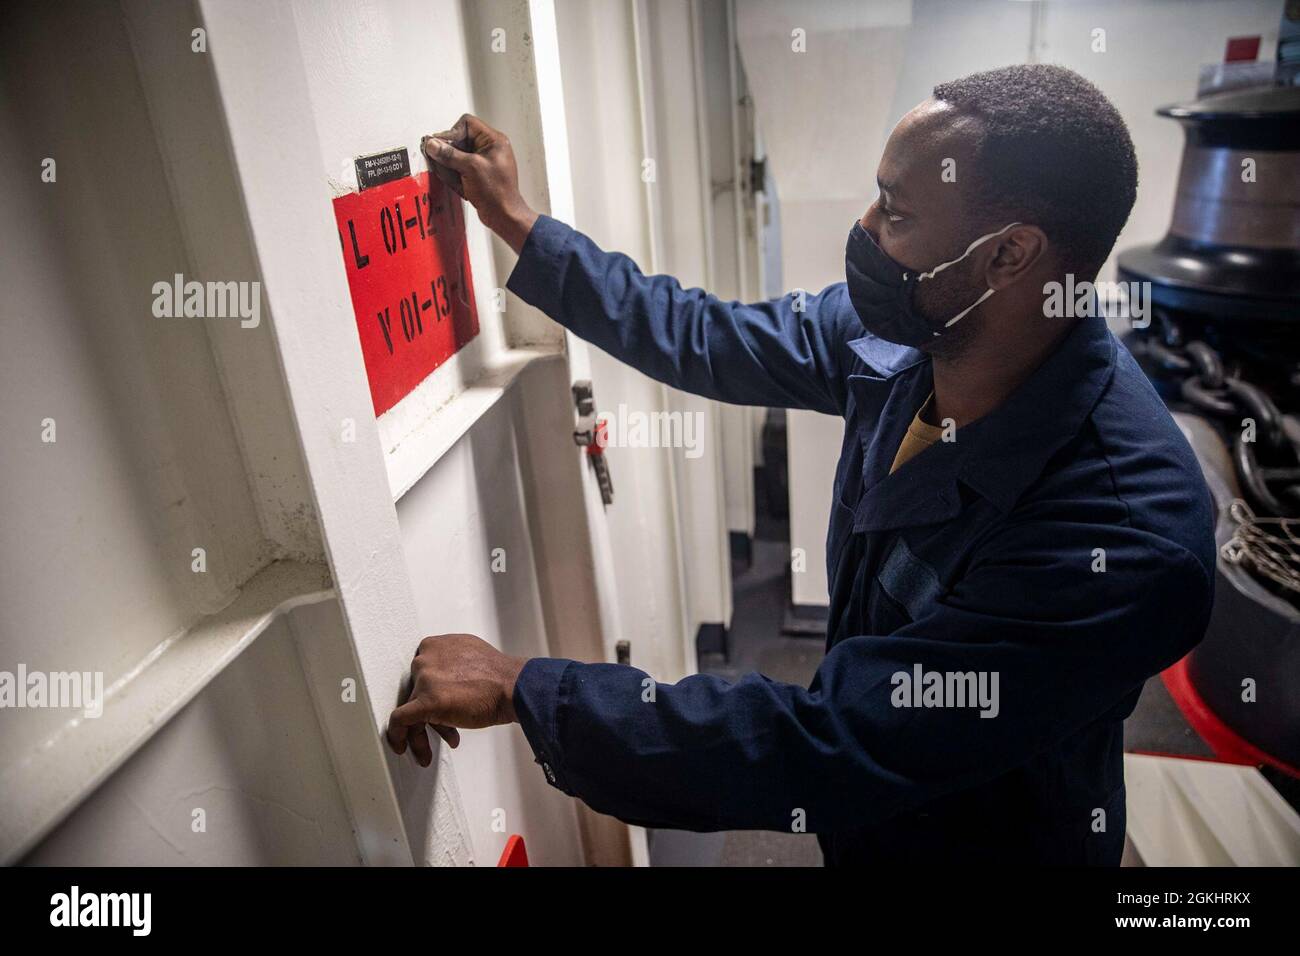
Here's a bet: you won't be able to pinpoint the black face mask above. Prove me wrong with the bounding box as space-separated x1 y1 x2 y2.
844 220 1020 348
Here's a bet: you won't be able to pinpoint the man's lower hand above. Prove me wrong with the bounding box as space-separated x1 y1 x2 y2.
386 633 528 768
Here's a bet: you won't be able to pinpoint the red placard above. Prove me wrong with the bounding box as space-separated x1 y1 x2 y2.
333 170 479 416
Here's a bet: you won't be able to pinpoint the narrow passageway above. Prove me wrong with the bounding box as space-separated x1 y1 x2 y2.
650 436 823 866
7 0 1297 886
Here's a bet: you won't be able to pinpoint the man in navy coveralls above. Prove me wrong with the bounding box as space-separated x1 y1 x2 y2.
387 65 1215 866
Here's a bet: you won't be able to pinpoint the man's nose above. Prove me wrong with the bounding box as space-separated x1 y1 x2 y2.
858 208 881 243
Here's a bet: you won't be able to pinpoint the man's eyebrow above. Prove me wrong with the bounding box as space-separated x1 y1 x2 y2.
876 176 906 202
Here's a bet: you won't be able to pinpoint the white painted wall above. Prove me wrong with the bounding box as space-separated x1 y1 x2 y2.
704 0 758 541
285 0 520 466
198 0 635 865
396 380 586 865
25 616 360 866
551 0 697 684
3 0 634 866
193 0 478 866
0 0 366 863
638 0 734 651
0 0 274 763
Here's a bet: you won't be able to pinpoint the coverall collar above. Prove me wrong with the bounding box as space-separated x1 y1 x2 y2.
844 313 1117 532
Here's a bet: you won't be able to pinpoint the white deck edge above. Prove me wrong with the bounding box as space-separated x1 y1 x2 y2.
384 346 565 503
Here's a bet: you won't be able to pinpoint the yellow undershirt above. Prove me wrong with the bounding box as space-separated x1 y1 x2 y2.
889 394 946 474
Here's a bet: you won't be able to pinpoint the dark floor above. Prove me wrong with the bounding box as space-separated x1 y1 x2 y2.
647 462 1246 867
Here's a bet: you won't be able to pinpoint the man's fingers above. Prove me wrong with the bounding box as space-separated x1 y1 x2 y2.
388 729 407 755
386 696 461 761
433 113 474 143
422 135 478 173
386 695 437 753
452 113 496 143
431 123 462 142
390 694 438 727
385 713 407 754
426 114 500 167
429 161 465 198
407 723 433 767
389 632 507 763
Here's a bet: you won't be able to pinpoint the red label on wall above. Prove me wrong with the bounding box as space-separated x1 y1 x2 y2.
333 170 479 416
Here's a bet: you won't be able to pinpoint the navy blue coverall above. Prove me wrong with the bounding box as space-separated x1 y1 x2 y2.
506 215 1217 866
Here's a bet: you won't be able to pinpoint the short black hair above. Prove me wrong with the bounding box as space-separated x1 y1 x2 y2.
932 64 1138 280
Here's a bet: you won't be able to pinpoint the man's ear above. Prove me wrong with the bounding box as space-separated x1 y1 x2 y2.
986 224 1048 289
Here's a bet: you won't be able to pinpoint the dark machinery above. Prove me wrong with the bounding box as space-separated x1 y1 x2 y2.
1119 84 1300 772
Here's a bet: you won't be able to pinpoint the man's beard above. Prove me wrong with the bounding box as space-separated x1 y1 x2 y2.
912 261 988 360
920 312 983 360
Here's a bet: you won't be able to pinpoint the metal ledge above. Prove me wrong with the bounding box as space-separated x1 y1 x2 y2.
1 559 334 864
384 346 564 503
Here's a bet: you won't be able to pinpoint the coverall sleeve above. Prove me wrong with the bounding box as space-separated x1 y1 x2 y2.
506 214 861 416
511 511 1214 833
